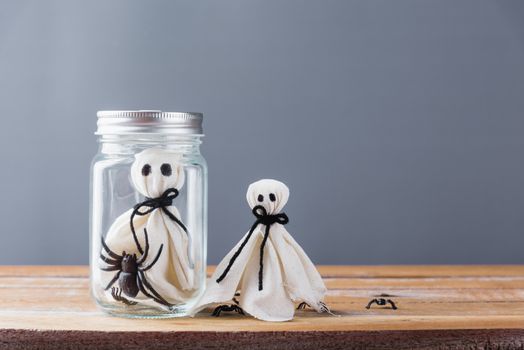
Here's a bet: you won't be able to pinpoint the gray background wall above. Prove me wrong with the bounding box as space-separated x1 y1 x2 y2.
1 0 523 265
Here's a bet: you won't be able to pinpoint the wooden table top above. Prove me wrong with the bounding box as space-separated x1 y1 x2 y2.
1 265 523 349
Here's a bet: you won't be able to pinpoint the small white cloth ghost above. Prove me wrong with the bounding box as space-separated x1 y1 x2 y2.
191 179 327 321
101 148 194 307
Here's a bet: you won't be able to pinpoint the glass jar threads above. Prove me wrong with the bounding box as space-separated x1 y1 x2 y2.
90 110 207 318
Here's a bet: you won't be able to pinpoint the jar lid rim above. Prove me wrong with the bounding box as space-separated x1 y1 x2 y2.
96 110 203 135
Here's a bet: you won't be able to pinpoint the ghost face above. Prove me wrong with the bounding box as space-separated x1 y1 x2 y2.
130 148 185 198
246 179 289 215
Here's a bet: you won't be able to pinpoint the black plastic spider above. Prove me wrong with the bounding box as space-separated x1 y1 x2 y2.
212 304 245 317
365 298 397 310
100 228 172 307
212 293 245 317
297 301 331 313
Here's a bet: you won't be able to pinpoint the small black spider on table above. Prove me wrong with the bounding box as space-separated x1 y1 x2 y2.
365 298 398 310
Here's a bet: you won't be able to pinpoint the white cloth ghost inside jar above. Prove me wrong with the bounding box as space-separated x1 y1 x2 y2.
100 148 194 308
190 179 328 321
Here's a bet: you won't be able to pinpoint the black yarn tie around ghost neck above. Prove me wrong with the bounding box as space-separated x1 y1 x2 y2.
216 205 289 291
130 188 188 255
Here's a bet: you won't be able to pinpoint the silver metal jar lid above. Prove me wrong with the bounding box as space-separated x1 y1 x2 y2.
96 110 203 135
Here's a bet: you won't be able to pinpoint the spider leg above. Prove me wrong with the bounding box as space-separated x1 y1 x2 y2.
138 270 172 306
319 301 331 313
100 236 121 259
297 302 309 310
140 244 163 271
234 305 245 315
387 299 398 310
136 228 150 264
111 287 137 306
111 287 122 301
137 271 172 307
100 265 120 272
100 253 121 266
136 276 162 304
104 271 121 290
137 279 172 307
366 299 378 309
211 305 223 316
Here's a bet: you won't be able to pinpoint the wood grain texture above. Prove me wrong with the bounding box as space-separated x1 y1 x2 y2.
0 265 523 349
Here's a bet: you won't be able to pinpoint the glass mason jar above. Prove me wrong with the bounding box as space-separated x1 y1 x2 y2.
90 110 207 318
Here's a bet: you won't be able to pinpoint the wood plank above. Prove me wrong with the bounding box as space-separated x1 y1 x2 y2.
2 265 524 278
0 265 523 350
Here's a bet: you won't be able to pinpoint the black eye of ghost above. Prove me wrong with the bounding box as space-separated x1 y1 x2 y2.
141 164 151 176
160 163 172 176
269 193 276 202
257 194 264 202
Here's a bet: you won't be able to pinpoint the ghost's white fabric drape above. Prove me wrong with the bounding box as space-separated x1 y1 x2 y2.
190 179 327 321
102 148 194 306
